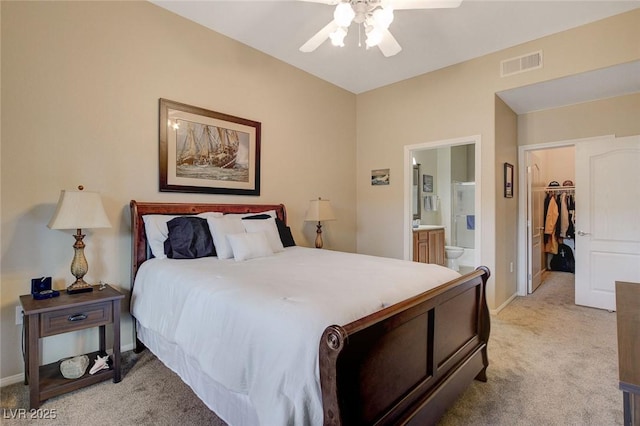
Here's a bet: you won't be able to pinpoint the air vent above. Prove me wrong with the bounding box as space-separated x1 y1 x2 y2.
500 51 543 77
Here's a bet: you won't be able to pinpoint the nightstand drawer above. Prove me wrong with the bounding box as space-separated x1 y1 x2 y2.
40 302 112 337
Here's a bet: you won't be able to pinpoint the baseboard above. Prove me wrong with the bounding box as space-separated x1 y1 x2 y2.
0 342 136 388
490 292 518 315
0 373 24 387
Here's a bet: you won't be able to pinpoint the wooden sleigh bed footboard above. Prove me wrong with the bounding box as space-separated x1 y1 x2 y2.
320 266 490 426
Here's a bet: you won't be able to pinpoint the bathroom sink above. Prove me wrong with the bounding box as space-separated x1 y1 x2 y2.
413 225 444 230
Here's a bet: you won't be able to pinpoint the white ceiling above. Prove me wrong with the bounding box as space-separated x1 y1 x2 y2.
497 60 640 114
152 0 640 109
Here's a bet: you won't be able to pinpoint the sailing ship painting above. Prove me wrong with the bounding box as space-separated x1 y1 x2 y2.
160 99 260 195
175 120 250 183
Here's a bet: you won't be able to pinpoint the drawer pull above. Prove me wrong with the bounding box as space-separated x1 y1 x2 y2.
68 313 88 322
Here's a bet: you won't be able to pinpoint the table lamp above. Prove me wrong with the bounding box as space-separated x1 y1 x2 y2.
305 197 336 249
47 186 111 294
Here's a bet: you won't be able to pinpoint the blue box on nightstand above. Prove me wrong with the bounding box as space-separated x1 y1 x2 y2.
31 277 60 300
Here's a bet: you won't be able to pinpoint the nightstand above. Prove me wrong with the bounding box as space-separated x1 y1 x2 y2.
19 285 124 409
616 281 640 426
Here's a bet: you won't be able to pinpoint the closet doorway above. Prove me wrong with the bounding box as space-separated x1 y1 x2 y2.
519 142 576 297
519 135 640 310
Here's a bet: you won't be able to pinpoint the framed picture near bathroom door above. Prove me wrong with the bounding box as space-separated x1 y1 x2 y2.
504 162 514 198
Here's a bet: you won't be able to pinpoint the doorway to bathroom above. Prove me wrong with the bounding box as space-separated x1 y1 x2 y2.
403 135 482 273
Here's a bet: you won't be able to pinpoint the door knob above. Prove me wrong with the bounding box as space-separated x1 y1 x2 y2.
577 230 591 236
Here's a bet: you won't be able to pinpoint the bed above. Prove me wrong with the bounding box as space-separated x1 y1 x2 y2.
129 200 490 426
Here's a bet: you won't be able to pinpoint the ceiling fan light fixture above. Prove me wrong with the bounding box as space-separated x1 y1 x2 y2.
334 2 355 27
300 0 460 56
365 26 383 48
329 27 348 47
372 7 394 29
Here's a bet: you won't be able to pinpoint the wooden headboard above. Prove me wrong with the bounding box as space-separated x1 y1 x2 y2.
130 200 287 284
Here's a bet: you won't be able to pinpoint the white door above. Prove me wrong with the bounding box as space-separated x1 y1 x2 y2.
527 152 545 293
575 135 640 310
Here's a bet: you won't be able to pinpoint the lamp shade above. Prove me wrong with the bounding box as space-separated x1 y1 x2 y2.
48 189 111 230
305 198 336 222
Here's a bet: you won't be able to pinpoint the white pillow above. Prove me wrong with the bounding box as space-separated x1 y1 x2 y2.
142 212 222 259
206 216 245 259
242 217 285 253
227 232 273 262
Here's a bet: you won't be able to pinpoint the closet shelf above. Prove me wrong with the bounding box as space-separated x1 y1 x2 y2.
545 186 575 191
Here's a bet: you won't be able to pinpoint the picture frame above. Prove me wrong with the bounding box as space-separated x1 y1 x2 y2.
159 98 261 195
504 162 514 198
371 168 390 185
422 174 433 193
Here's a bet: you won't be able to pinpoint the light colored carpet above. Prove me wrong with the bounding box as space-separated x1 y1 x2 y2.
440 271 622 425
1 271 622 425
1 349 224 426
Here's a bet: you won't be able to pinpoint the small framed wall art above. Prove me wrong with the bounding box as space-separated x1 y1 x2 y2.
371 169 390 185
504 162 514 198
422 174 433 193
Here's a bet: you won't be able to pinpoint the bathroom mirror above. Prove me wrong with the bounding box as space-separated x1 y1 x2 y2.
413 164 420 220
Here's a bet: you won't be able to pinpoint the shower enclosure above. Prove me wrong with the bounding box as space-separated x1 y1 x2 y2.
452 181 475 269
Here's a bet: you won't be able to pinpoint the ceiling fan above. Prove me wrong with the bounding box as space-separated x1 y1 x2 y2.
299 0 462 57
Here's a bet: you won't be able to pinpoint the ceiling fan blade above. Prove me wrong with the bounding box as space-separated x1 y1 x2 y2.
300 20 339 53
377 28 402 57
384 0 463 10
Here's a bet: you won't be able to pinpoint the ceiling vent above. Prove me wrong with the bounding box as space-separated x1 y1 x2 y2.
500 51 543 77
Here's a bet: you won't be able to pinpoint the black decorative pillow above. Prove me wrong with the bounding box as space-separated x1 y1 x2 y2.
276 221 296 247
242 214 271 220
164 217 215 259
243 214 296 247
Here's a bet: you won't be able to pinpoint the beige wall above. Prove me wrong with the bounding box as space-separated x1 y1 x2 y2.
0 1 356 380
519 92 640 146
494 96 518 307
413 149 440 226
537 146 576 187
355 9 640 310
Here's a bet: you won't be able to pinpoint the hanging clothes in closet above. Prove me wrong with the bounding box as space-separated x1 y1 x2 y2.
543 180 575 255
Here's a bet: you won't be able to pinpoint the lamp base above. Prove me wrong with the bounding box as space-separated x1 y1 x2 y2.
67 280 94 294
315 222 324 249
67 286 93 294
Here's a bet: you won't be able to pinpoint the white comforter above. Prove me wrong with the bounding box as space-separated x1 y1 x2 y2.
131 246 460 426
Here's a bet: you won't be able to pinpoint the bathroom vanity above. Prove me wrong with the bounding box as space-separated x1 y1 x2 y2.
412 226 445 266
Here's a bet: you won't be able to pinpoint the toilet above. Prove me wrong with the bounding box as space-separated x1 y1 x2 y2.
445 246 464 271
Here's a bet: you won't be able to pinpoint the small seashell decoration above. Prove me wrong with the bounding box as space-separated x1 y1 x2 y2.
89 354 110 375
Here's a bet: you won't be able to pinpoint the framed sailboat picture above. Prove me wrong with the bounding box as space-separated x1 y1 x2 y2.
159 98 261 195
